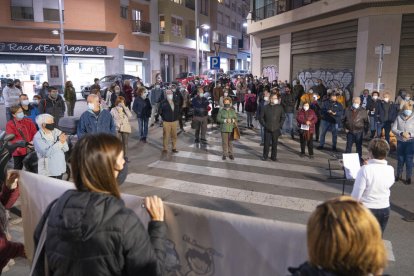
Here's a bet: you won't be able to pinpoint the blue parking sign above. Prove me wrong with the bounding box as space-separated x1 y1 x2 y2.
210 56 220 70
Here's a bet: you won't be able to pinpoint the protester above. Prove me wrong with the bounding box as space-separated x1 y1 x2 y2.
311 79 327 99
77 94 116 138
111 96 132 161
3 79 22 122
398 91 414 112
281 84 296 139
5 105 37 169
38 86 66 127
297 102 318 159
317 93 343 151
0 171 26 272
217 97 238 160
213 82 224 107
367 91 380 138
38 81 49 99
336 89 346 108
123 79 134 109
300 89 314 105
293 80 305 110
33 114 69 179
110 85 125 109
133 87 151 143
32 95 42 118
236 76 247 113
392 103 414 185
289 196 387 276
32 133 166 275
343 97 369 162
149 77 165 127
259 93 285 161
257 90 270 146
351 139 394 233
180 87 190 122
19 94 38 125
192 87 209 144
105 84 115 109
172 85 184 132
376 92 399 143
63 81 76 116
159 90 180 153
244 89 257 129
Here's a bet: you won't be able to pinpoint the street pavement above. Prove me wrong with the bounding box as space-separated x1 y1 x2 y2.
1 101 413 275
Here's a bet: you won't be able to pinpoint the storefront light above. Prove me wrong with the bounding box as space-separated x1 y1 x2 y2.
51 30 59 36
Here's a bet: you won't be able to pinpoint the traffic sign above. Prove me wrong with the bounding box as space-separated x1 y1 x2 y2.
63 55 68 65
210 56 220 70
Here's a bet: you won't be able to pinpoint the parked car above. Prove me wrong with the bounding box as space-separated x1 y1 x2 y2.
81 74 138 99
176 72 195 86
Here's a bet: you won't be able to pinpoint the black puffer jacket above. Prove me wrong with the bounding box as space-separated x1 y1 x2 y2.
289 262 338 276
33 190 166 276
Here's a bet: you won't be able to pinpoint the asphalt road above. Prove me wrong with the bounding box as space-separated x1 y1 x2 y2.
1 101 413 275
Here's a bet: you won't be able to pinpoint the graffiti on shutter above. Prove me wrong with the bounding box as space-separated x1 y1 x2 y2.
297 69 353 96
262 65 279 83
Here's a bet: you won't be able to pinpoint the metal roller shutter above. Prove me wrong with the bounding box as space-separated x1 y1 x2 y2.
261 36 279 82
397 14 414 93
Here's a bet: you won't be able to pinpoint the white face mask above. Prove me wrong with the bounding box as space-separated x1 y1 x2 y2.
167 94 173 101
248 90 251 94
155 85 160 89
272 99 279 105
199 93 204 98
88 103 96 110
142 92 148 99
384 98 389 102
372 96 378 100
313 95 318 100
224 93 228 97
264 96 269 102
21 100 30 106
304 106 309 111
353 103 360 109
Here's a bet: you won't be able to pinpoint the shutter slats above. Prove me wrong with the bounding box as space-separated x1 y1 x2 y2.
397 14 414 92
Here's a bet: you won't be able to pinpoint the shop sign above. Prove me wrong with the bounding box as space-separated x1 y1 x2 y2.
0 42 107 55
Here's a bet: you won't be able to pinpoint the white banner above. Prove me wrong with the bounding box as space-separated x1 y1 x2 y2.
19 171 308 276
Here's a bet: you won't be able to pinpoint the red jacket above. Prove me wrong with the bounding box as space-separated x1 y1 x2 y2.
5 118 37 156
0 184 25 271
123 84 133 104
296 108 318 134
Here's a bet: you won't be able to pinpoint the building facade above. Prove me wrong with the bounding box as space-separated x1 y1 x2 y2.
0 0 151 92
248 0 414 99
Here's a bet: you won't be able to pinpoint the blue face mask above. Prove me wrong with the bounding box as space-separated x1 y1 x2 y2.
404 110 413 117
16 112 24 119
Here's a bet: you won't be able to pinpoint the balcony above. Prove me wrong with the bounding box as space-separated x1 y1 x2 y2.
131 20 151 35
254 0 320 21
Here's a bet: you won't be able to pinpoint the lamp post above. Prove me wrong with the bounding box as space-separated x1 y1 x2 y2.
58 0 66 91
214 42 221 88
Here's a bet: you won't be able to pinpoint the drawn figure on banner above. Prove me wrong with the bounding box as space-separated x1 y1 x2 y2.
164 235 223 276
262 65 279 83
297 69 353 99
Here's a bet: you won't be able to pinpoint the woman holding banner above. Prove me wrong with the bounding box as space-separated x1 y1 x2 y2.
32 133 166 275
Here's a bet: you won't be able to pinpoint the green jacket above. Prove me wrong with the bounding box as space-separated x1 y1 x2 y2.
64 87 76 102
217 107 237 133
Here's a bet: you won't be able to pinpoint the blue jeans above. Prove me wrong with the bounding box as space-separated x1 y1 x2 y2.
345 132 363 159
138 117 149 139
6 107 12 122
397 140 414 179
369 207 390 234
282 112 294 135
319 120 338 148
369 116 376 131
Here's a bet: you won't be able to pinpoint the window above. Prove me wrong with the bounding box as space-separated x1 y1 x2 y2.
186 20 195 40
217 12 222 24
227 35 232 49
171 0 183 3
159 15 165 34
132 9 141 21
120 6 128 19
185 0 195 10
171 16 183 37
200 0 208 16
11 0 33 20
223 16 229 27
43 8 62 21
231 19 236 30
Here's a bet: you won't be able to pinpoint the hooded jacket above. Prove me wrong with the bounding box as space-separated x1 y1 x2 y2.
33 190 166 276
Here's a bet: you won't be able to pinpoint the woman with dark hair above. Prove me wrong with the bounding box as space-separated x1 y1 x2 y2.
33 133 166 275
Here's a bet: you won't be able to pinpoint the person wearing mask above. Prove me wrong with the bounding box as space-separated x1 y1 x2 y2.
180 87 190 123
217 97 238 160
3 79 22 122
63 81 76 116
5 105 37 169
259 94 285 161
38 81 49 99
289 196 387 276
33 114 69 179
159 90 180 153
244 89 257 129
367 91 380 138
296 102 318 159
111 96 132 162
351 139 394 233
335 89 346 108
311 79 327 99
293 80 305 110
300 89 314 106
192 87 209 144
19 94 39 125
123 79 134 110
90 78 101 92
32 95 42 116
236 77 247 113
395 88 407 108
13 79 22 93
398 91 414 112
149 77 165 127
77 94 116 138
360 89 372 110
375 92 399 143
343 97 369 162
309 93 321 142
133 87 152 143
172 85 185 132
213 82 224 107
110 85 125 109
105 84 115 109
38 86 66 127
281 84 296 139
392 103 414 185
32 133 166 275
317 93 343 151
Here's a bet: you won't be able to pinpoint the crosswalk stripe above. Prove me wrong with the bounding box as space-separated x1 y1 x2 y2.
172 150 331 176
147 160 346 194
126 173 322 212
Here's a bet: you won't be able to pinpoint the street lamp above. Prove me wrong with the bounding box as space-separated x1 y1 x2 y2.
58 0 66 91
195 23 210 76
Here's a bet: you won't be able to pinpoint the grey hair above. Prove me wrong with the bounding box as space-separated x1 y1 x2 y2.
35 113 54 129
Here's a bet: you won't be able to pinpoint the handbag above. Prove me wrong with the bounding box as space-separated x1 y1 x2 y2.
232 125 241 140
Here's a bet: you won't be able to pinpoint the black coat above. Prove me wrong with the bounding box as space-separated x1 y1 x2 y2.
133 97 152 119
259 104 285 132
159 100 180 122
33 190 166 276
289 262 338 276
281 92 296 113
38 95 66 127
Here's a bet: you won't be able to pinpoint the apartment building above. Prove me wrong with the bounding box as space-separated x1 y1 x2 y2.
248 0 414 99
0 0 151 91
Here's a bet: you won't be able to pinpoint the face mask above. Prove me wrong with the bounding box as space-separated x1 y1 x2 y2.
264 96 269 102
248 91 251 94
16 112 24 119
21 100 30 106
199 93 204 98
404 110 413 117
353 104 360 109
308 90 313 94
118 104 123 108
224 104 230 108
224 93 228 97
272 99 279 105
313 95 318 100
167 94 173 101
50 92 58 99
155 85 160 89
45 123 55 131
405 97 411 101
384 98 389 102
141 93 147 99
33 100 39 105
115 89 120 94
88 103 95 110
372 96 378 100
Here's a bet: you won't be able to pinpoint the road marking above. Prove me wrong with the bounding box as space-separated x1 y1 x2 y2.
126 173 322 212
147 161 346 194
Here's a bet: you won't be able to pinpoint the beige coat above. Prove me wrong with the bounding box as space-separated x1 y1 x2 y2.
110 105 133 133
